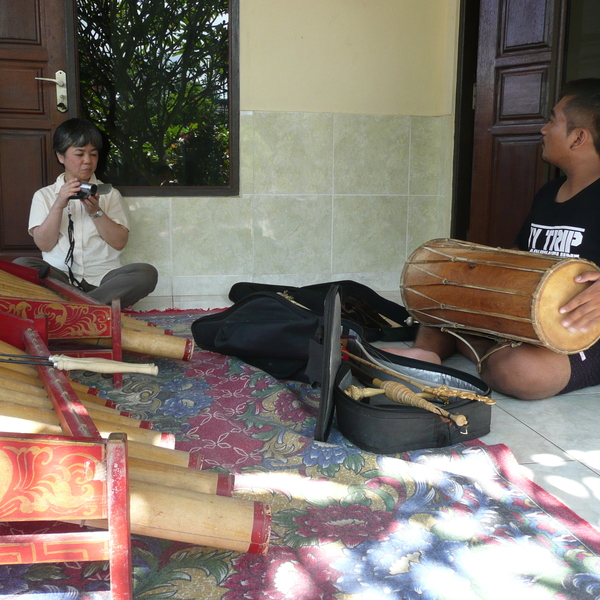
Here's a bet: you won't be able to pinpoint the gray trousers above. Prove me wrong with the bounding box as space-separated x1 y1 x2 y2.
13 257 158 308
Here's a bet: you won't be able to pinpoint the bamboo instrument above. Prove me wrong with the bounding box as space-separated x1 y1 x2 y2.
0 384 148 430
120 314 169 334
0 402 174 448
0 376 47 397
0 376 151 425
0 268 192 361
0 269 60 301
0 365 43 386
78 328 194 361
127 457 235 497
0 365 86 394
0 408 195 467
72 480 271 554
0 367 136 414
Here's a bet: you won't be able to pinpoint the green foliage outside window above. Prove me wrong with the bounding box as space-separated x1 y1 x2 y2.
77 0 231 188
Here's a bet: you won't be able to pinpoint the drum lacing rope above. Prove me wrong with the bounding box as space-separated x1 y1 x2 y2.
441 328 522 373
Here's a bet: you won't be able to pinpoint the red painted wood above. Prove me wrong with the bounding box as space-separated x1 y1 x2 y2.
0 260 41 284
111 298 123 388
0 297 112 338
0 436 106 520
23 329 102 440
0 432 133 596
106 434 133 600
0 531 111 563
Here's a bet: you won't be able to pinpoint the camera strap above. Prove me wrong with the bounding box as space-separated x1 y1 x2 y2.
65 209 85 291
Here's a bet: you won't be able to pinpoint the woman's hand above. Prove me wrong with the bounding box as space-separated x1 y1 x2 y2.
56 178 83 208
80 192 101 216
559 271 600 333
33 178 81 251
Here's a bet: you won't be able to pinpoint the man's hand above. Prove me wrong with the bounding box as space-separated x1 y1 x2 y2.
559 271 600 333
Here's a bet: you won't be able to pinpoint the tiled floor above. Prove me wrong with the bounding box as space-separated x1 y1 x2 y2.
377 340 600 532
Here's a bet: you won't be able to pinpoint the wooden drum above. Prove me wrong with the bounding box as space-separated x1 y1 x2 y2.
400 238 600 354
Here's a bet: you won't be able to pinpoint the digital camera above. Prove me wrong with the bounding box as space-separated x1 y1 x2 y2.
69 183 112 200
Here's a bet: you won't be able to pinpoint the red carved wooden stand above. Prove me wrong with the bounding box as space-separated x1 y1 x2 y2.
0 259 124 388
0 317 133 599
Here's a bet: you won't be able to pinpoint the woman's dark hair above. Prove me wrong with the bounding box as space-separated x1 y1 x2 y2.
53 118 103 156
560 78 600 156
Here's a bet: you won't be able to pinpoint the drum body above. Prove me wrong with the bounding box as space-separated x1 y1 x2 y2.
400 238 600 354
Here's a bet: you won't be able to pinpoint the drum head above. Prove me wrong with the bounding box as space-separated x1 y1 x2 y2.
534 259 600 354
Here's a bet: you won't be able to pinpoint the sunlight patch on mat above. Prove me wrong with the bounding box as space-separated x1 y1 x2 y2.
235 471 352 502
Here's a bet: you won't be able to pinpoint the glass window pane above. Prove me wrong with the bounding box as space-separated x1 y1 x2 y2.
76 0 236 192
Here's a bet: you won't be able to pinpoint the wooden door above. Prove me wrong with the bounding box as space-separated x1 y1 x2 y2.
468 0 566 248
0 0 74 257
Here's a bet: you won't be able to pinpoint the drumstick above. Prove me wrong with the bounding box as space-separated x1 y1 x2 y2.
0 351 158 375
341 347 494 404
51 355 159 375
346 379 469 428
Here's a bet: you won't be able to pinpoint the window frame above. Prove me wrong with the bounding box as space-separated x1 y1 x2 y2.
66 0 240 197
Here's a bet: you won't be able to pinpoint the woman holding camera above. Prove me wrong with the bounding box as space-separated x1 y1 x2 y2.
14 118 157 308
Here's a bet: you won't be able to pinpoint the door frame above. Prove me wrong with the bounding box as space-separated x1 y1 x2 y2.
64 0 80 119
451 0 480 240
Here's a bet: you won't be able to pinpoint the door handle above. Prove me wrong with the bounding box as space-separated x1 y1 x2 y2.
35 70 68 113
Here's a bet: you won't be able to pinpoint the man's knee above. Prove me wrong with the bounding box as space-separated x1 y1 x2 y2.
480 346 570 400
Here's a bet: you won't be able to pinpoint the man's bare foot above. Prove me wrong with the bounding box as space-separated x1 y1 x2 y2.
380 347 442 365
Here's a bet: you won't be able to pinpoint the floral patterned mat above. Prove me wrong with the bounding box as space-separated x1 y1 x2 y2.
1 309 599 599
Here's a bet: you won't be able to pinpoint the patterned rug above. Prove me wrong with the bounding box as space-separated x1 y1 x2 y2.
1 309 599 599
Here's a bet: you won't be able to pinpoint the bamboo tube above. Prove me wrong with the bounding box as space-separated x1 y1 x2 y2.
0 369 129 415
0 342 40 377
80 328 194 361
0 385 147 430
0 408 195 468
0 358 37 377
0 375 138 418
0 376 47 397
68 378 99 394
128 457 234 497
73 480 271 554
0 340 27 355
74 389 121 409
0 402 174 447
121 315 169 334
0 366 44 387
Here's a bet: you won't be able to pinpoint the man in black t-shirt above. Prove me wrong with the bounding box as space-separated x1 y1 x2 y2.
515 177 600 265
386 78 600 400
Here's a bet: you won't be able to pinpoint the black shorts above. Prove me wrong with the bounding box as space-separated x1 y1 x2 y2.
560 339 600 394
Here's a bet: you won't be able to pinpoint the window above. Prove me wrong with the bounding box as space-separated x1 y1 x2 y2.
76 0 239 195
